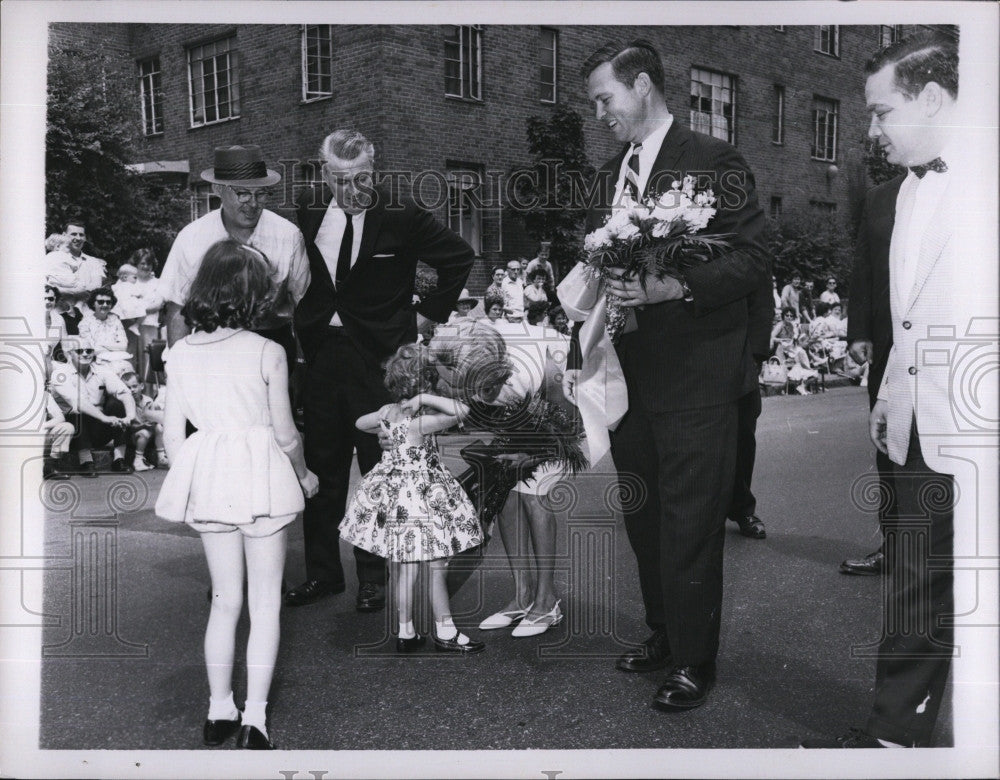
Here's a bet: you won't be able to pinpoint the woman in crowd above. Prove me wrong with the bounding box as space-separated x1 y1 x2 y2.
482 292 506 326
131 248 166 380
44 285 77 367
523 269 550 310
770 306 800 361
78 286 130 370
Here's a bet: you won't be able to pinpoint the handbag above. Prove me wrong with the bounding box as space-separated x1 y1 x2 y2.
760 356 788 386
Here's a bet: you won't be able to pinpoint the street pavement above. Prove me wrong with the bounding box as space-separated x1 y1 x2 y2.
38 385 953 751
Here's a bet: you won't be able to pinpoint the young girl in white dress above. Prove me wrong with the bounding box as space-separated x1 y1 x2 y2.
338 343 486 654
155 239 318 749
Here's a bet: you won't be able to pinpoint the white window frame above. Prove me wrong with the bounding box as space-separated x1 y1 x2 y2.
190 183 221 222
690 67 736 144
814 25 840 57
772 85 785 145
444 25 483 101
301 24 334 102
811 96 839 162
138 56 163 136
539 27 557 104
447 168 483 255
187 36 240 128
879 25 903 48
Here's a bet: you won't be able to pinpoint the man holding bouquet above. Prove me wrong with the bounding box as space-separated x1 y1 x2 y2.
563 40 770 711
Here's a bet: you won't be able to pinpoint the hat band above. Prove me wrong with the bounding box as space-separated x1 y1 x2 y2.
213 161 269 181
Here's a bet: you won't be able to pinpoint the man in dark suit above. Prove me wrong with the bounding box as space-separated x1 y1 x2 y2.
285 129 475 610
570 41 769 711
838 175 903 576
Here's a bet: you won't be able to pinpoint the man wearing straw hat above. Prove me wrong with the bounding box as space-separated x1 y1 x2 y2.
161 145 310 372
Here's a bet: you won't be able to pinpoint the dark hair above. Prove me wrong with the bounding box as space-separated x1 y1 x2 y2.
781 306 797 319
383 343 437 401
526 300 549 325
528 268 548 284
44 284 61 301
120 371 139 384
63 218 86 233
88 286 117 309
129 247 159 273
484 293 505 313
182 239 274 333
815 300 830 318
865 31 958 99
581 39 665 95
492 267 505 275
790 271 801 280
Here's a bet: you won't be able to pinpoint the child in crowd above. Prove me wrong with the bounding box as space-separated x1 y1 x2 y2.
155 239 318 750
786 333 821 395
339 343 486 655
121 371 164 472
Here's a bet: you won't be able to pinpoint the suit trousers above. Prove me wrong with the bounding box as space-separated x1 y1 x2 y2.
867 423 954 746
301 327 388 586
728 384 762 519
611 400 738 665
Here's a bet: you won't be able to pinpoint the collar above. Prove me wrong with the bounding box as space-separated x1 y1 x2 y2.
628 115 673 160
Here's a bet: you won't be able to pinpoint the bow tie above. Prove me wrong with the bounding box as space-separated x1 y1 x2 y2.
910 158 947 178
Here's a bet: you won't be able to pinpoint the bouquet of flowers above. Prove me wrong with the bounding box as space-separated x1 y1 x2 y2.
583 175 733 340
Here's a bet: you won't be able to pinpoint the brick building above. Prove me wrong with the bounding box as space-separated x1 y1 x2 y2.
49 22 936 292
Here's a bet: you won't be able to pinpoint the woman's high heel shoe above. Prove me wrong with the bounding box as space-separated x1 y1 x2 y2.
511 600 563 637
478 605 532 630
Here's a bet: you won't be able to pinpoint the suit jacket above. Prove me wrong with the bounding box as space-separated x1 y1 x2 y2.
847 175 904 407
586 121 770 413
294 184 475 364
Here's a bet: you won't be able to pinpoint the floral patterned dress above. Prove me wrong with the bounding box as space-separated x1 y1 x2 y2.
339 414 483 562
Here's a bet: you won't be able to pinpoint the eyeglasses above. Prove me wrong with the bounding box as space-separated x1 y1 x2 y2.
229 188 271 204
94 300 113 306
43 296 56 301
73 348 95 355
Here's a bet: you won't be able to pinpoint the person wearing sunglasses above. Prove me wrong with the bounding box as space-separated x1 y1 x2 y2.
78 287 130 369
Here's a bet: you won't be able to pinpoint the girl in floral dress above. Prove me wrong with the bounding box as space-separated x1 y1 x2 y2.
339 344 485 655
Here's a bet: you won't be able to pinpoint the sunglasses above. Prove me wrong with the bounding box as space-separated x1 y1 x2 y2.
73 348 95 355
94 300 113 306
43 295 56 301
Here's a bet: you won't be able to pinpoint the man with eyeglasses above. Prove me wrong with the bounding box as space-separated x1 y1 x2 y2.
160 145 309 371
45 219 108 312
48 338 137 476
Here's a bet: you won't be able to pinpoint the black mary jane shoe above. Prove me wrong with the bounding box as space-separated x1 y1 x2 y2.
432 631 485 655
396 634 427 654
202 716 241 746
237 724 274 750
652 663 716 712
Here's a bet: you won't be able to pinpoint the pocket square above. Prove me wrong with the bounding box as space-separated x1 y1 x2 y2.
371 253 396 259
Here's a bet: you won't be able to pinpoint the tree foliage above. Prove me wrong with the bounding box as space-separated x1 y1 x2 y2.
765 210 855 294
511 105 595 280
46 45 189 267
863 138 906 186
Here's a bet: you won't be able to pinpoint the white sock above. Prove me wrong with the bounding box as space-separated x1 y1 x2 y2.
207 692 238 721
436 618 469 644
242 699 268 736
398 620 415 639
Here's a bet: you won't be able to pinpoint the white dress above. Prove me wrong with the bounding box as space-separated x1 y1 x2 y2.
154 330 303 536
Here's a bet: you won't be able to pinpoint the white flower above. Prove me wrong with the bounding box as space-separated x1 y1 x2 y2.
650 220 673 238
617 222 641 241
584 227 612 252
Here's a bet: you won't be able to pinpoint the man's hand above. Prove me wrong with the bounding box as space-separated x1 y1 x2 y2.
606 273 685 307
849 339 872 365
562 368 581 407
869 399 888 455
299 469 320 499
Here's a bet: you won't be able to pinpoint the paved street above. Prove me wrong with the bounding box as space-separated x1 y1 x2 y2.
38 386 953 751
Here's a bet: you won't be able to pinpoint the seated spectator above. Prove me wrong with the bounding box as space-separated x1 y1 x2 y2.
42 391 75 480
79 287 131 371
785 334 821 396
501 260 526 319
44 285 79 367
121 371 165 472
48 339 137 475
770 306 800 360
547 304 570 335
809 301 849 371
484 267 506 303
819 277 840 306
482 293 506 327
525 242 555 291
525 299 549 326
524 269 550 309
447 289 480 324
45 219 107 311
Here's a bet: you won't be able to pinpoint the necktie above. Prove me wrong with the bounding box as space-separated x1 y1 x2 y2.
336 213 353 287
910 157 947 179
624 144 642 200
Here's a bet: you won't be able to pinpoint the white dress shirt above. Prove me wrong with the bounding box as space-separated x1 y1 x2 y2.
612 115 674 205
314 202 366 326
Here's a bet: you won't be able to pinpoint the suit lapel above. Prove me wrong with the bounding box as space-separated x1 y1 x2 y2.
644 121 689 197
354 190 387 279
906 177 954 312
301 185 335 291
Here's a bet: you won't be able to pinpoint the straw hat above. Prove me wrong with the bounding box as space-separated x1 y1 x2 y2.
200 145 281 187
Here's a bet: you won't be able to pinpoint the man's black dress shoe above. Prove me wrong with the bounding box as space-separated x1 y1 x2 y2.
839 550 883 576
202 716 241 746
652 663 716 711
43 458 70 480
356 582 386 612
284 579 345 607
432 632 485 655
396 634 426 653
237 724 274 750
616 629 672 673
800 727 886 748
111 457 133 473
731 514 766 539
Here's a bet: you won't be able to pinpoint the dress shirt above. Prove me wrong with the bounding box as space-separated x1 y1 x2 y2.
612 116 674 205
500 277 525 318
49 361 128 414
315 203 366 326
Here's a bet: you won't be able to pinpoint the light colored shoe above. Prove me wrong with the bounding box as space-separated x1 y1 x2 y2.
478 605 531 631
132 457 153 472
511 600 563 638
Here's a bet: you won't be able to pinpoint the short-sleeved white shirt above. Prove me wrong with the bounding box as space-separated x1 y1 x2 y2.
49 361 128 414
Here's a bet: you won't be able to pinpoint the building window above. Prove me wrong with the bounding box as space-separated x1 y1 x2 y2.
190 183 221 221
811 96 839 162
539 28 557 103
137 56 163 136
809 199 838 214
444 25 482 101
187 36 240 128
690 67 736 144
772 85 785 145
814 25 840 57
879 25 903 48
301 25 334 101
447 166 482 255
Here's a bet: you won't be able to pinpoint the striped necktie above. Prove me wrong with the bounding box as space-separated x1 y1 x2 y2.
624 144 642 200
